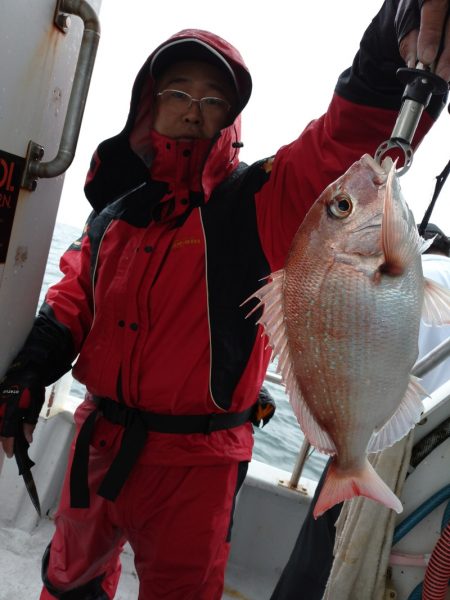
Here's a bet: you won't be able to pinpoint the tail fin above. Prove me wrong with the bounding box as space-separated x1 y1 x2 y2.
313 458 403 519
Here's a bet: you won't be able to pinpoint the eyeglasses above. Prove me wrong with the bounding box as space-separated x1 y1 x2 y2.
156 89 231 117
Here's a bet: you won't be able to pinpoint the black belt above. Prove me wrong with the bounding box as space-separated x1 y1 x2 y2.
69 396 254 508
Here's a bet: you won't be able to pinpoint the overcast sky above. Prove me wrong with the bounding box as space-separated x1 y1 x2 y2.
56 0 450 234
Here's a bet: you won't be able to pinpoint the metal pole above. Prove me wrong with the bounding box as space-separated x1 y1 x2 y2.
22 0 101 189
412 336 450 378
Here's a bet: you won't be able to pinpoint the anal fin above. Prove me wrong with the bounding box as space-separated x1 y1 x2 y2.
367 375 426 453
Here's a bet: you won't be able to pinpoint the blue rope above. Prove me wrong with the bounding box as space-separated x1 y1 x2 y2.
393 484 450 545
441 499 450 531
407 581 423 600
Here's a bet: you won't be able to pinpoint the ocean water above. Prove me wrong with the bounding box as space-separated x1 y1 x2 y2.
39 222 327 482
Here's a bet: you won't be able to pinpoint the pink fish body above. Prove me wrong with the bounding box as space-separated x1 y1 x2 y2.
248 154 450 518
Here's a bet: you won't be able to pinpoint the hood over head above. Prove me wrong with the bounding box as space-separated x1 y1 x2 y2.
149 36 251 121
84 29 252 214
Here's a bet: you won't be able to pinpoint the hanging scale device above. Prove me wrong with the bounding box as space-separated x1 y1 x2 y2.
375 63 448 176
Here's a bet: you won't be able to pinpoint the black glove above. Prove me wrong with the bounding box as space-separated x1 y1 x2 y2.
251 385 276 428
0 364 45 438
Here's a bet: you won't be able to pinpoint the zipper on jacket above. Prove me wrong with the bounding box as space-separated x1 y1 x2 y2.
199 210 227 413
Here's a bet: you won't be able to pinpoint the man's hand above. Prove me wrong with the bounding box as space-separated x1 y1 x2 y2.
398 0 450 81
0 381 45 458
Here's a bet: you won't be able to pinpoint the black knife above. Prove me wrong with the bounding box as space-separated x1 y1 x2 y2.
14 428 41 517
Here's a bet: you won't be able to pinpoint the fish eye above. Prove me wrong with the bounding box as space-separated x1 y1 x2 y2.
327 193 353 219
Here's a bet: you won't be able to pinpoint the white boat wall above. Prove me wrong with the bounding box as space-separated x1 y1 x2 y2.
0 0 101 375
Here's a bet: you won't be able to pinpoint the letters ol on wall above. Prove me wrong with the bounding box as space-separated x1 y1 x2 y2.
0 150 25 264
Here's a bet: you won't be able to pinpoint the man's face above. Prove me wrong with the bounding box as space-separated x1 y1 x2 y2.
153 60 235 140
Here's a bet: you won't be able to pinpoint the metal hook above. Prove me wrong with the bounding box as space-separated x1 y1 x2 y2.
374 139 414 176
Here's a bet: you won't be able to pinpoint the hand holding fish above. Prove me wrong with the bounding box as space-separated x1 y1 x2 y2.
397 0 450 81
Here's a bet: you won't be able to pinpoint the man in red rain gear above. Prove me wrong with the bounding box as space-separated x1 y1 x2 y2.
0 1 449 598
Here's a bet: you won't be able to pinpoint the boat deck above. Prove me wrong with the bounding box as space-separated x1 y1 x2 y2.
0 518 138 600
0 517 269 600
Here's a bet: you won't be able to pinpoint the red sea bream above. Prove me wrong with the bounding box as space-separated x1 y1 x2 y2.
247 154 450 518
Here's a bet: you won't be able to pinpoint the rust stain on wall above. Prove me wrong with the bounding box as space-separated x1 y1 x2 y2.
14 245 28 267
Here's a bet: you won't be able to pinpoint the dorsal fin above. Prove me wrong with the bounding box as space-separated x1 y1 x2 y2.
243 270 335 454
